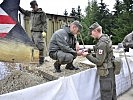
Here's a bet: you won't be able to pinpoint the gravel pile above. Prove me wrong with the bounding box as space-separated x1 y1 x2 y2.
0 63 46 95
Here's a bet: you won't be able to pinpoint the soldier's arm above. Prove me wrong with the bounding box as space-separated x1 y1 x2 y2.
19 7 31 16
86 42 107 66
126 41 133 48
122 33 133 48
55 33 77 55
41 12 47 33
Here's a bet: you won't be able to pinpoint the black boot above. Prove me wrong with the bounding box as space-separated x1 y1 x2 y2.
54 61 61 72
39 50 44 65
65 62 79 70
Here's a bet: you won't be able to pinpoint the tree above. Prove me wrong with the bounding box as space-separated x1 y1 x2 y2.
112 0 133 44
78 0 99 45
77 6 81 21
70 8 76 16
64 9 68 16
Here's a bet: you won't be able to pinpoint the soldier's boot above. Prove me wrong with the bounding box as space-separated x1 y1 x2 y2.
39 50 44 66
54 61 61 72
39 56 44 65
65 62 79 70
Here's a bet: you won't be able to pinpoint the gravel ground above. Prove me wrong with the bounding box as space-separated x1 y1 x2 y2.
0 62 47 95
0 56 91 95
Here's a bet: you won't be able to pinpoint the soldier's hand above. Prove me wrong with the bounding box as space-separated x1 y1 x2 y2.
82 51 89 57
42 32 46 38
76 50 84 56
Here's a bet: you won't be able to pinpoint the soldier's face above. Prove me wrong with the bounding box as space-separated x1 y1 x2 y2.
71 25 80 35
90 29 97 38
31 5 38 11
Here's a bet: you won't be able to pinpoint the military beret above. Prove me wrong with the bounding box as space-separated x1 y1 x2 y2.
88 22 100 34
72 20 83 32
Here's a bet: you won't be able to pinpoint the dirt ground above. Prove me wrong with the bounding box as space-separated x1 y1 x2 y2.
0 63 47 95
0 56 89 95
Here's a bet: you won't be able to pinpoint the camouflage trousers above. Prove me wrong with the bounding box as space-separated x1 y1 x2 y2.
32 32 45 64
100 68 117 100
49 50 76 64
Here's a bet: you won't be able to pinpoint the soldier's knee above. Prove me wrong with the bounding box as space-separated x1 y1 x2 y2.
66 54 74 63
58 53 74 64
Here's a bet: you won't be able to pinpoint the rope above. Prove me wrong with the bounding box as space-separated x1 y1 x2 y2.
79 34 85 49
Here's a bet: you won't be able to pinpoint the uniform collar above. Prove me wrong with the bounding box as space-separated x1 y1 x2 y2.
63 25 74 36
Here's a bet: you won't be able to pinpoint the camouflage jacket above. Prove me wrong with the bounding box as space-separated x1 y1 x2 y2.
86 34 113 68
122 31 133 49
48 26 77 55
19 7 47 33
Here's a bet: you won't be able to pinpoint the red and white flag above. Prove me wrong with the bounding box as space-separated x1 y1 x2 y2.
0 7 16 38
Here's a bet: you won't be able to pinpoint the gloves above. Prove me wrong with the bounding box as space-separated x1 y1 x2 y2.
42 32 46 38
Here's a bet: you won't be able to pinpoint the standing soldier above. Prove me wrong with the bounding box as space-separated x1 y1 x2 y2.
48 21 83 72
82 22 117 100
19 0 47 65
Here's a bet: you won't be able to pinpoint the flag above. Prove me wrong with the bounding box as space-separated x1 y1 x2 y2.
0 0 39 63
0 0 33 45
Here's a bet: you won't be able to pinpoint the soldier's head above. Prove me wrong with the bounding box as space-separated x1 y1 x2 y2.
88 22 102 39
30 0 38 10
70 20 83 35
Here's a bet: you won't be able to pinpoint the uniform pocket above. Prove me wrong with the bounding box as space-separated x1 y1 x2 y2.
97 68 109 76
97 63 109 76
100 78 112 91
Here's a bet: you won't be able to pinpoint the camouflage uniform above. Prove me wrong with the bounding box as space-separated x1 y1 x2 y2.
48 22 82 72
19 5 47 64
87 23 117 100
122 31 133 51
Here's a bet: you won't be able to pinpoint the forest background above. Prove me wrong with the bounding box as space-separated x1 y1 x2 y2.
64 0 133 45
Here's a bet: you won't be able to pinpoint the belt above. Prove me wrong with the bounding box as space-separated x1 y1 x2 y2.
31 30 43 32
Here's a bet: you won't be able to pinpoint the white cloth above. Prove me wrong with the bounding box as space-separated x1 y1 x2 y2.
0 68 101 100
121 57 133 77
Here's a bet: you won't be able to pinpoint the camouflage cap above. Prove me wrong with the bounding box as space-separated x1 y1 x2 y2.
72 20 83 32
88 22 100 34
30 0 38 8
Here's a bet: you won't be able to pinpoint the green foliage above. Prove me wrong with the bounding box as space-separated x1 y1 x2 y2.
65 0 133 45
77 1 98 45
111 0 133 44
78 0 133 45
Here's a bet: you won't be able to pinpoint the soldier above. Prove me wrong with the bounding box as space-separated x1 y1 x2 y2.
19 0 47 65
82 22 117 100
48 21 83 72
122 31 133 51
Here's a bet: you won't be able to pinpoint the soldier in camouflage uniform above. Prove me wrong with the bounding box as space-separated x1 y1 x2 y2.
19 0 47 65
48 21 83 72
82 22 117 100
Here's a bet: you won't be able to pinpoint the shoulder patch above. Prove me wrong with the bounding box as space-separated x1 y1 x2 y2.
98 49 103 54
64 36 67 41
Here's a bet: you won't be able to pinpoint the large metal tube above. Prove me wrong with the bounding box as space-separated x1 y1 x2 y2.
0 39 39 63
